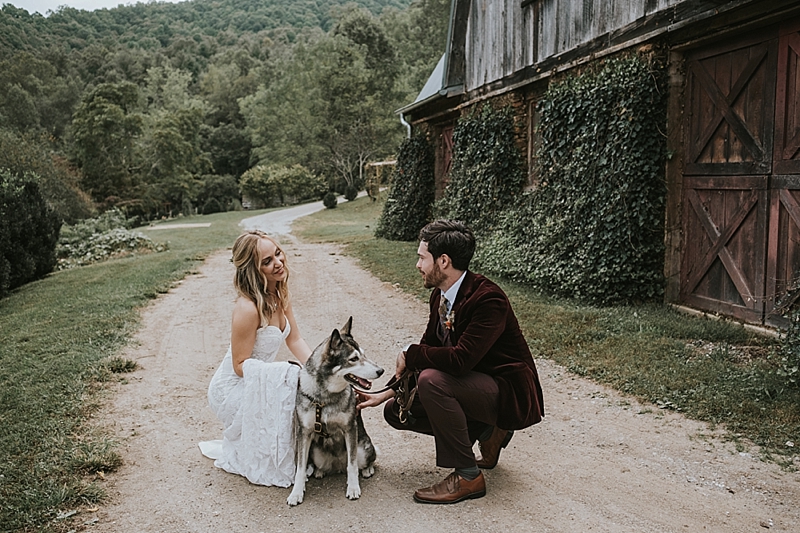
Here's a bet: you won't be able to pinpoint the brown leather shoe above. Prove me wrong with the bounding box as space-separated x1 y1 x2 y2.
475 427 513 469
413 471 486 504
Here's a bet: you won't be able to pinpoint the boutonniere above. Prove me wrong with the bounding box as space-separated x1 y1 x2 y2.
444 308 456 331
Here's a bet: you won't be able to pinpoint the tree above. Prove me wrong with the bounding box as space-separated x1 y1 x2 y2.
0 129 94 223
0 51 82 138
241 9 404 192
0 169 62 297
70 81 144 204
140 107 211 212
383 0 450 98
202 123 252 177
196 173 239 211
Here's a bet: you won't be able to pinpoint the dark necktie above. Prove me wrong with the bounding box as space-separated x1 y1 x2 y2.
438 295 452 346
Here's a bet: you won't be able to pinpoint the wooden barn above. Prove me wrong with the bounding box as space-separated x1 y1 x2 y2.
398 0 800 328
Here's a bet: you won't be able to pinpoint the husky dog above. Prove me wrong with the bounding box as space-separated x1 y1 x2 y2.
287 317 384 506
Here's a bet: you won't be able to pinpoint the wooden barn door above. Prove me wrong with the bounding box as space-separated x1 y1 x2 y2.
680 34 777 322
766 21 800 326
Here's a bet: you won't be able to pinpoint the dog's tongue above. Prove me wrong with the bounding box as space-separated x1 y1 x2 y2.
347 374 372 389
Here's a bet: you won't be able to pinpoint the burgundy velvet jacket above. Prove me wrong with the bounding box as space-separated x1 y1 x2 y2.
405 271 545 430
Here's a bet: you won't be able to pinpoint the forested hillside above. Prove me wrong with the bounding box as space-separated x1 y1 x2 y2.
0 0 410 52
0 0 449 219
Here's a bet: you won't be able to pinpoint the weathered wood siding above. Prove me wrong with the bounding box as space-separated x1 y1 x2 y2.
464 0 681 92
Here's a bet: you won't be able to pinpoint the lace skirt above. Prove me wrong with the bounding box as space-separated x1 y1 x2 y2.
202 357 300 487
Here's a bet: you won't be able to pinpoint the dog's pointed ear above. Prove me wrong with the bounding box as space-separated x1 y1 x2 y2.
341 316 353 336
329 328 342 350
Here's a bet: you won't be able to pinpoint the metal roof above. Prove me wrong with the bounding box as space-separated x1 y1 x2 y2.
396 53 446 114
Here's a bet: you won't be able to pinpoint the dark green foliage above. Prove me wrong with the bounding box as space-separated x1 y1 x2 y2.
202 197 224 214
344 184 359 201
436 105 526 231
180 197 194 216
240 164 326 207
202 123 252 177
474 54 667 304
323 191 338 209
0 129 94 223
0 0 445 221
196 174 239 211
375 134 435 241
0 51 82 138
70 82 143 203
0 169 62 297
55 207 166 269
0 1 411 55
777 308 800 388
383 0 450 95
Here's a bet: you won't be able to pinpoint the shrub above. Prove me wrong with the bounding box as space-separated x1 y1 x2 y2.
196 174 239 212
776 307 800 388
0 169 62 297
323 191 338 209
344 184 359 201
202 197 224 214
240 164 326 206
56 209 167 270
375 135 435 241
58 207 132 243
279 165 327 203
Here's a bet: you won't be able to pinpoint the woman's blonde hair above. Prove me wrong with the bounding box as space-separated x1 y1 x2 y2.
231 230 290 326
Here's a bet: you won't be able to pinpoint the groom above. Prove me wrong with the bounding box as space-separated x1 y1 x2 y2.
358 219 544 503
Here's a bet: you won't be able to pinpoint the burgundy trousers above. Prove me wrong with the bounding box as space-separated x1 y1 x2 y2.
383 368 500 468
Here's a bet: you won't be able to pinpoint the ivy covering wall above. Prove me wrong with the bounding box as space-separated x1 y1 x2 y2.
474 53 668 304
375 134 435 241
435 105 526 231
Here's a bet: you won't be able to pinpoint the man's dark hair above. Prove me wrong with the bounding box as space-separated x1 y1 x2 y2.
419 220 476 271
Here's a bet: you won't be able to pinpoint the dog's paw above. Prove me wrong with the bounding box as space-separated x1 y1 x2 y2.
346 484 361 500
313 469 325 479
305 464 314 477
287 490 304 507
360 465 374 478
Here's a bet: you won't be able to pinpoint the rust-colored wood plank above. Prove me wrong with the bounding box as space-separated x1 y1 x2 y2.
683 189 759 299
691 56 765 163
774 29 800 173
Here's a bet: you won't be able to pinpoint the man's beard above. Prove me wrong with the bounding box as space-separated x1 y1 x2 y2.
422 263 447 289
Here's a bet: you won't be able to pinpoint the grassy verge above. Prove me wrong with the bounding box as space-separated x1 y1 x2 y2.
294 196 800 466
0 208 271 532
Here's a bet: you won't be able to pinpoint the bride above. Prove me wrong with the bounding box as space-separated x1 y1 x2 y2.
199 230 312 487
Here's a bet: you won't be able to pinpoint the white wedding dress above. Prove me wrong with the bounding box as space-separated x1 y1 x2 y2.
199 323 300 487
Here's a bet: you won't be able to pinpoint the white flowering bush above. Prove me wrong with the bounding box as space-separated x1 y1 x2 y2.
56 210 167 270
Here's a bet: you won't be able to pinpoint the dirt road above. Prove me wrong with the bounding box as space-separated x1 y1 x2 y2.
93 226 800 532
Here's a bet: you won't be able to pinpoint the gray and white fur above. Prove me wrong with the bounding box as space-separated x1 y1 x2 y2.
287 317 383 506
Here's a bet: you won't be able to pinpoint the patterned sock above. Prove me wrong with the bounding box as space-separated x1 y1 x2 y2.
455 466 480 480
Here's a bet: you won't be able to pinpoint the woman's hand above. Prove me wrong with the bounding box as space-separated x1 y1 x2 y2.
356 389 394 411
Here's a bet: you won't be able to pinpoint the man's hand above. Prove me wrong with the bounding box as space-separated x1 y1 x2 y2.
395 350 407 378
356 389 394 411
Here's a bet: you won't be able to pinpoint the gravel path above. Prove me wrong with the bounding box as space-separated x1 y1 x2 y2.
91 210 800 532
